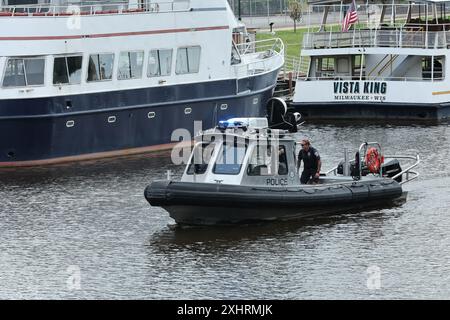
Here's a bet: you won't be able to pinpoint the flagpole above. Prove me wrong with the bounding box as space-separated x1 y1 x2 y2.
366 0 369 29
360 53 364 81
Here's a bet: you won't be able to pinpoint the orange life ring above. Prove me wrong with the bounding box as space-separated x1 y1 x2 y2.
365 147 383 174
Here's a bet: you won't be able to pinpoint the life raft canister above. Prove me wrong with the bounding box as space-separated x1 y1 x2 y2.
365 147 384 174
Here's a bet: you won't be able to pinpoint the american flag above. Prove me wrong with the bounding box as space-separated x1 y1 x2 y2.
342 0 358 32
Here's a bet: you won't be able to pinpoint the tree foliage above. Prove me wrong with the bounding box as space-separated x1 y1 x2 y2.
289 1 303 32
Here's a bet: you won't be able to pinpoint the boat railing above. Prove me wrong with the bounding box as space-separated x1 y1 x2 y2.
235 37 284 56
234 38 285 79
326 151 420 186
283 54 300 73
297 74 444 82
0 0 190 16
384 154 421 185
303 25 450 50
295 56 311 79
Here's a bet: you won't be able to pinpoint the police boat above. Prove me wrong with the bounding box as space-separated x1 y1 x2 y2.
144 102 420 226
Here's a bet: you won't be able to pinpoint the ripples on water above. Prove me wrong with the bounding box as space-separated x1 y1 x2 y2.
0 124 449 299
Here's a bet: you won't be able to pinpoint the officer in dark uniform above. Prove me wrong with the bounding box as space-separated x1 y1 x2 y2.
297 139 322 184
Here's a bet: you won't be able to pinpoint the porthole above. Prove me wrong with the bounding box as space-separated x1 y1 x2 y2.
66 120 75 128
108 116 116 123
220 104 228 110
253 98 259 105
148 111 156 119
184 107 192 115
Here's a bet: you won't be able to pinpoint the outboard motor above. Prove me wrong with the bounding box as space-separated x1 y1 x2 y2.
266 98 302 133
381 158 403 183
266 97 287 126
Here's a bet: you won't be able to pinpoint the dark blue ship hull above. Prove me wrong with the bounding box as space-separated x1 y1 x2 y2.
0 70 279 166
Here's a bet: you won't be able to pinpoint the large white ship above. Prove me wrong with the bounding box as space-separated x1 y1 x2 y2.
292 0 450 121
0 0 284 166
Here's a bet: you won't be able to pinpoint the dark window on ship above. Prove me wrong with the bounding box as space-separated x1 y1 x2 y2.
422 57 432 79
316 57 335 79
422 56 445 80
2 57 45 87
53 56 82 85
148 49 173 77
176 46 201 74
213 142 247 175
186 142 216 175
118 51 144 80
87 54 114 82
247 145 288 176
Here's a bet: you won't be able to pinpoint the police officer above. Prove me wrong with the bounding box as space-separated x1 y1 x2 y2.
297 139 322 184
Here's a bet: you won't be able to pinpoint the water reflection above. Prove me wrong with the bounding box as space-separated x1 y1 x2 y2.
148 208 397 252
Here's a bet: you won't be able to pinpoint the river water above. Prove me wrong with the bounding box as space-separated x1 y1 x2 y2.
1 123 449 299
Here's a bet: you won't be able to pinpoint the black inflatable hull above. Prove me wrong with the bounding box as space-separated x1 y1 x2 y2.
144 180 405 225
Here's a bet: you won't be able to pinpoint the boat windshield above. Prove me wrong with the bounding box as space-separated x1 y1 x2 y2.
213 142 248 175
186 142 216 175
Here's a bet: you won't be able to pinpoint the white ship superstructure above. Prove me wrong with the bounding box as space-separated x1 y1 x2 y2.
292 0 450 120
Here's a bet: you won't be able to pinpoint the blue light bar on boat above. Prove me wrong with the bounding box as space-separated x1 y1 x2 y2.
218 119 247 130
218 118 269 130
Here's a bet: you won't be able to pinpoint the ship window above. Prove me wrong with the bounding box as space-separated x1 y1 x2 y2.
148 49 173 77
87 54 114 82
2 57 45 87
422 56 445 80
53 56 82 85
422 57 432 79
175 46 201 74
213 142 247 175
434 56 444 80
186 142 216 175
247 145 288 176
316 57 335 78
118 51 144 80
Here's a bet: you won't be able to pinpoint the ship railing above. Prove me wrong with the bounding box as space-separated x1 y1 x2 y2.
283 54 304 77
234 38 285 79
283 54 298 72
326 152 420 186
0 0 190 16
295 56 311 80
235 37 284 56
297 74 444 82
303 25 450 50
385 154 421 185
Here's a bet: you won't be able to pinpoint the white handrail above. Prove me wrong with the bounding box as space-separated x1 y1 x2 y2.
234 38 285 80
385 154 421 185
303 27 449 50
235 38 285 56
297 75 444 82
0 0 190 16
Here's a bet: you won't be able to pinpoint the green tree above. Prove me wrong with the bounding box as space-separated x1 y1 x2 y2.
289 1 303 33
